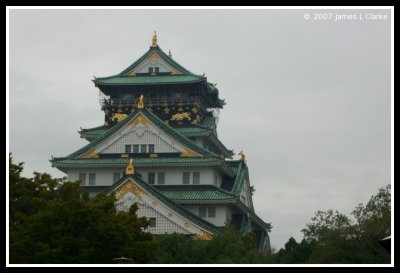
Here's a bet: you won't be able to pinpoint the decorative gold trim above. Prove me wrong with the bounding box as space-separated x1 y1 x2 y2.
151 31 158 48
137 94 144 109
168 212 173 217
193 231 213 240
239 150 246 164
114 180 145 200
170 112 191 122
180 149 199 157
80 149 99 159
104 120 109 126
125 158 135 175
130 113 150 128
149 153 158 158
121 154 129 158
171 69 182 75
111 113 128 122
184 222 190 228
191 106 199 113
127 71 136 76
151 200 158 207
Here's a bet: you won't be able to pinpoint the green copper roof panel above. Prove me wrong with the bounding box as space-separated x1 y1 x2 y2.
154 185 235 201
81 116 215 141
52 157 222 168
94 75 204 86
81 125 110 135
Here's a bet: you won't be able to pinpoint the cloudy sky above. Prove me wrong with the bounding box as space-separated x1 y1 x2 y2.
8 8 391 250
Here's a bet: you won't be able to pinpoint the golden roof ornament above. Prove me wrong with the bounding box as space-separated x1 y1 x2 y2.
239 150 246 164
137 94 144 109
125 158 135 175
151 31 158 47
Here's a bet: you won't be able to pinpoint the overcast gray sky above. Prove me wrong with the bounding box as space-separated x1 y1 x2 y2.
8 8 391 250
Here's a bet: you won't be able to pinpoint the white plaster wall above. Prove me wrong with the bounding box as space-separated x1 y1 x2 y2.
68 168 124 186
135 57 174 74
183 205 230 227
68 166 225 187
101 128 180 154
137 167 224 186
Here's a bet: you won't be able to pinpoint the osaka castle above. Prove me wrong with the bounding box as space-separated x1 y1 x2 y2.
51 32 271 252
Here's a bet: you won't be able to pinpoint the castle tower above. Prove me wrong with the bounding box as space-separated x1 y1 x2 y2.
51 33 270 251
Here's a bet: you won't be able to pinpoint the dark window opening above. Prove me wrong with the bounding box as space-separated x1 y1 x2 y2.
148 173 155 184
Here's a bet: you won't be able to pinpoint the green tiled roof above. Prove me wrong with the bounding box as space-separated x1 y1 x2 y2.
119 46 195 76
94 46 209 87
231 162 247 194
57 108 219 161
225 160 255 211
80 125 111 142
81 116 216 142
52 157 223 168
154 185 236 203
94 75 204 86
174 126 211 137
235 201 272 231
109 175 224 234
208 134 234 158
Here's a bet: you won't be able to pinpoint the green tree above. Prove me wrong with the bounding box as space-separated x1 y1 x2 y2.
9 155 156 263
276 237 316 263
152 226 269 264
301 185 391 263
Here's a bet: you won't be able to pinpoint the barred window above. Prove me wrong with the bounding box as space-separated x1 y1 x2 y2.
125 145 131 153
148 144 155 153
141 144 147 153
149 217 156 227
208 207 216 218
148 67 153 74
133 145 139 153
155 67 160 73
193 172 200 184
79 173 86 185
199 207 207 218
88 173 96 186
158 172 165 185
182 172 190 184
148 173 155 184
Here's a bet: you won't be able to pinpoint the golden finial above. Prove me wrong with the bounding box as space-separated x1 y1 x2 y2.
125 158 135 175
239 150 246 163
168 49 172 58
151 31 158 47
137 94 144 109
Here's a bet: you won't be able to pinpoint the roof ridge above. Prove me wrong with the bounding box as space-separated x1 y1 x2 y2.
94 46 205 81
